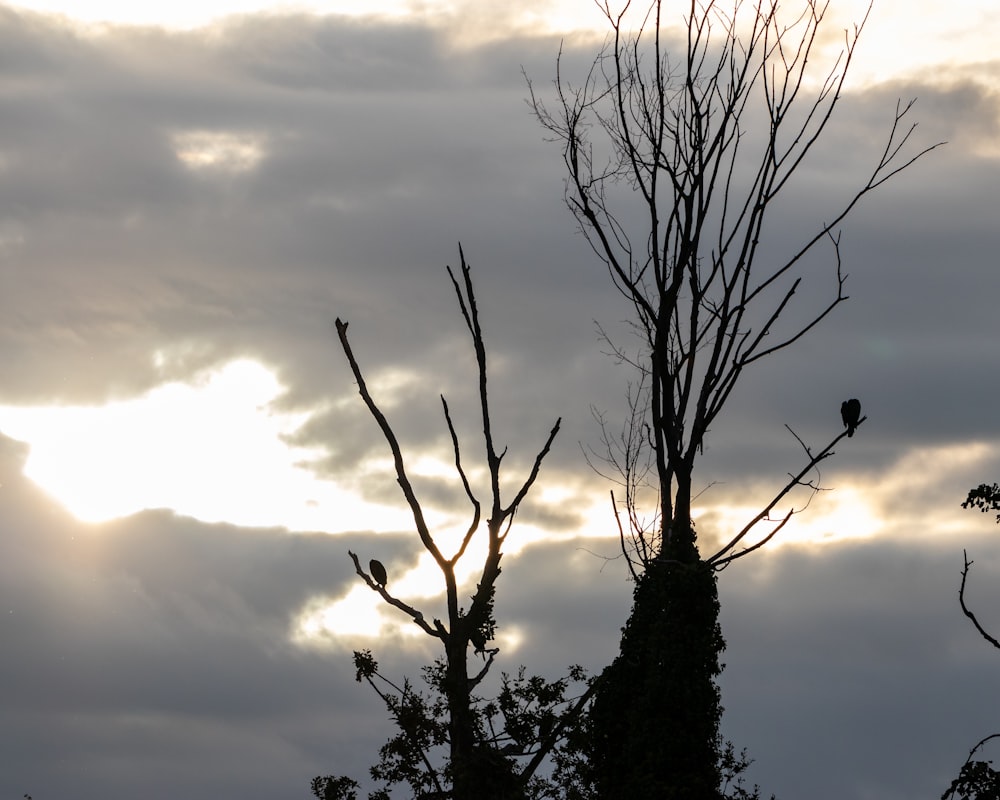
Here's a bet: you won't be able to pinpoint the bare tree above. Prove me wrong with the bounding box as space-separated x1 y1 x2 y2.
528 1 939 796
959 549 1000 652
529 0 938 568
941 511 1000 800
317 248 588 800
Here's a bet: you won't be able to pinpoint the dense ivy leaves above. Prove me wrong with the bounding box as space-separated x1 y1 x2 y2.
588 558 725 800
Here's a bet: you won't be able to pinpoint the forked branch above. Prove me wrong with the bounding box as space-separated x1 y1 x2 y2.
337 248 560 670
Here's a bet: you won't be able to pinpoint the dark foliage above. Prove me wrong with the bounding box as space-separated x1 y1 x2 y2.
587 555 726 800
962 483 1000 524
311 775 360 800
942 746 1000 800
318 648 593 799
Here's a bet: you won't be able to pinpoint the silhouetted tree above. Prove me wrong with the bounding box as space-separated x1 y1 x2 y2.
943 497 1000 800
314 249 595 800
530 0 937 794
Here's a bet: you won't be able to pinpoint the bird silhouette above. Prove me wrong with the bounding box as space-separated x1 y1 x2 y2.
369 559 388 588
841 398 861 437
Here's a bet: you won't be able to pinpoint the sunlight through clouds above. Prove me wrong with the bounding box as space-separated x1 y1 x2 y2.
293 570 529 651
6 0 998 84
4 0 610 35
292 438 1000 645
292 496 616 644
697 441 1000 555
294 524 507 643
5 0 322 29
293 578 529 655
172 130 268 173
0 358 411 532
295 584 389 640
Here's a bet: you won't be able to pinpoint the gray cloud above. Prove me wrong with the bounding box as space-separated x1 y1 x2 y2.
720 535 1000 800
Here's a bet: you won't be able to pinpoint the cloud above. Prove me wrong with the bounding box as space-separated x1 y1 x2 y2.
719 534 1000 800
0 432 419 798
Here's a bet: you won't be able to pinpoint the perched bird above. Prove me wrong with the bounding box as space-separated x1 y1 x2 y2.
841 398 861 437
369 559 388 588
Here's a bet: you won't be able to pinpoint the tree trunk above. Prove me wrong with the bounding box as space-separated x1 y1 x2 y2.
444 635 477 799
589 528 725 800
445 634 524 800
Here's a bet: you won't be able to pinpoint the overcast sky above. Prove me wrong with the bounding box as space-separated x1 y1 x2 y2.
1 2 999 799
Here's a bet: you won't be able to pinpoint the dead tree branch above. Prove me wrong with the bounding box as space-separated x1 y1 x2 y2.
709 416 866 568
334 248 561 800
959 550 1000 651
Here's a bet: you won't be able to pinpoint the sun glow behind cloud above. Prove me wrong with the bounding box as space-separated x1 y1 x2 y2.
699 486 884 559
3 0 608 33
295 466 895 645
11 0 996 71
5 0 997 88
172 130 268 173
0 358 411 532
292 528 526 643
293 486 620 644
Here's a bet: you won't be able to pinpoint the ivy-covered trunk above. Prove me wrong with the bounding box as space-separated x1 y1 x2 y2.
588 534 726 800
